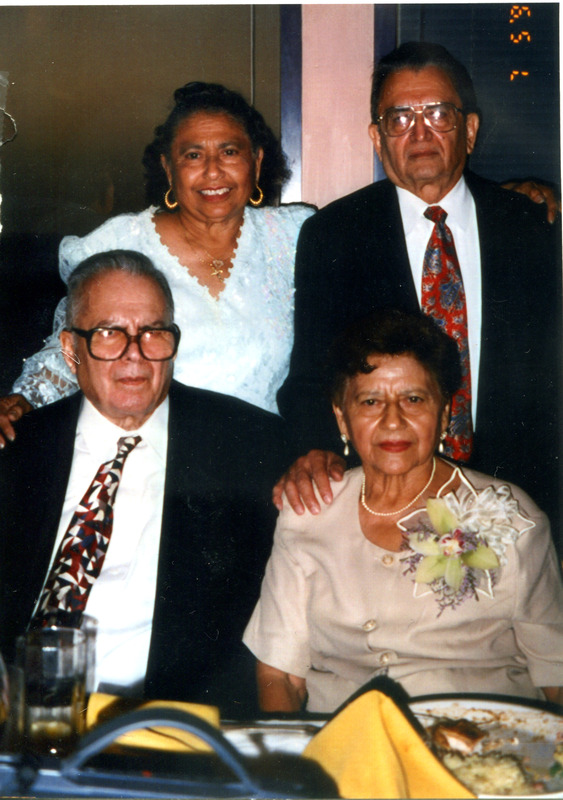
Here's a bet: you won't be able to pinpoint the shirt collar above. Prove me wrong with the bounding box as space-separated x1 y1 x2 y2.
396 175 472 235
77 396 169 465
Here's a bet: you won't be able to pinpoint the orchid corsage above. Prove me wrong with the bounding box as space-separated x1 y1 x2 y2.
400 480 531 614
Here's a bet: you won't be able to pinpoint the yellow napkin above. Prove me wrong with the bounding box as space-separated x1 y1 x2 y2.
302 690 475 799
86 693 220 752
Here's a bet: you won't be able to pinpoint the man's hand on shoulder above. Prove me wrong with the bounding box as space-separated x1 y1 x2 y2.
272 450 346 515
502 179 561 224
0 394 32 448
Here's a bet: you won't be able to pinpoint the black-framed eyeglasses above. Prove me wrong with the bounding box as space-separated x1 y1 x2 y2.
68 325 181 361
376 102 463 137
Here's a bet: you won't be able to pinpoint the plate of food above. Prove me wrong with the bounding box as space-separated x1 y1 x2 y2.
409 695 563 797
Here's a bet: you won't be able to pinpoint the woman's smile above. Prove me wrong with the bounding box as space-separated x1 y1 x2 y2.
162 111 263 225
199 186 232 199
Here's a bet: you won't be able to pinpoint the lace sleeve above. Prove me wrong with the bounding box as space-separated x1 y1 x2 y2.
11 297 78 408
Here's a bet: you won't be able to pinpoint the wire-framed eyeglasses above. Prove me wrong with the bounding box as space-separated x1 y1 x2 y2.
68 325 181 361
376 102 463 137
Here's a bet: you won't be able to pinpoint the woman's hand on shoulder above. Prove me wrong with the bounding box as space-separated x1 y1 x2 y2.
0 394 32 447
502 179 561 223
272 450 346 515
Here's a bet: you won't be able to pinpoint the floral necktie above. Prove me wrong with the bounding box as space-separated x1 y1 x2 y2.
32 435 142 628
422 206 473 461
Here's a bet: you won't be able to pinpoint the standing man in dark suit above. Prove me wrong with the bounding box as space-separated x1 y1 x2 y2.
0 250 284 717
276 42 561 550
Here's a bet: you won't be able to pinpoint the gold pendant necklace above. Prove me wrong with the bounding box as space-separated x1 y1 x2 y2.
177 216 241 280
208 257 225 277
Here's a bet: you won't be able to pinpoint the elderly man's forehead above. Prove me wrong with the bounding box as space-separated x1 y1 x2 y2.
75 270 169 320
378 66 461 109
81 267 157 290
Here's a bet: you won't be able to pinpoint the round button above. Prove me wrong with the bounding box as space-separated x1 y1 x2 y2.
362 619 378 632
379 651 394 665
382 554 394 566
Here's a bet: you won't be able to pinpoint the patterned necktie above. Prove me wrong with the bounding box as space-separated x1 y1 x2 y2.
33 435 142 628
422 206 473 461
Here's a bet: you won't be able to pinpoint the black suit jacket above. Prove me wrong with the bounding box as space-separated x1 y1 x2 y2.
0 380 285 716
278 172 562 545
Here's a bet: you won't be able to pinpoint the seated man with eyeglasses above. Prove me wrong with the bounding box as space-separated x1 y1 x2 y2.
0 249 284 717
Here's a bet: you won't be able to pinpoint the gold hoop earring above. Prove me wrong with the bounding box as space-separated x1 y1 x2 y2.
249 184 264 207
164 187 178 210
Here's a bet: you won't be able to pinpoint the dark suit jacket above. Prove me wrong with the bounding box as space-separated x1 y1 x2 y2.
0 380 285 717
278 171 562 547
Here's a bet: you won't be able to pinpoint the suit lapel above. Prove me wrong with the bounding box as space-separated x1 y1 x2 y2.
30 396 81 608
372 181 420 308
145 382 204 693
462 171 509 428
17 394 81 574
1 393 81 652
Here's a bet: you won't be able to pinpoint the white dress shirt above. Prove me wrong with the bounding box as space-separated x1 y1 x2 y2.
396 177 482 425
40 397 169 695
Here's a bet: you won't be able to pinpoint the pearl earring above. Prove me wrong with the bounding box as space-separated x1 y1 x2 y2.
341 434 350 457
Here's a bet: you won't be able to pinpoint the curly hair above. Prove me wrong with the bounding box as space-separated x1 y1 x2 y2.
329 308 462 408
143 82 291 209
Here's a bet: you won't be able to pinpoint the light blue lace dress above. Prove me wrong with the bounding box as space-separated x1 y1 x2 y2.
13 204 315 415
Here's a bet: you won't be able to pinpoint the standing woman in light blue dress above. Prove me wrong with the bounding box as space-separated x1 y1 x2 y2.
0 82 314 440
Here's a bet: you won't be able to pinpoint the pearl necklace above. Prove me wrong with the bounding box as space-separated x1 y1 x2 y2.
360 457 436 517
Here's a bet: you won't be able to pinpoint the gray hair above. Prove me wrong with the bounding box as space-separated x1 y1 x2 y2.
65 249 175 327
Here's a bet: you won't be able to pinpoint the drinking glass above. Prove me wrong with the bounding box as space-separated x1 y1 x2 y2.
17 627 86 757
80 614 98 696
